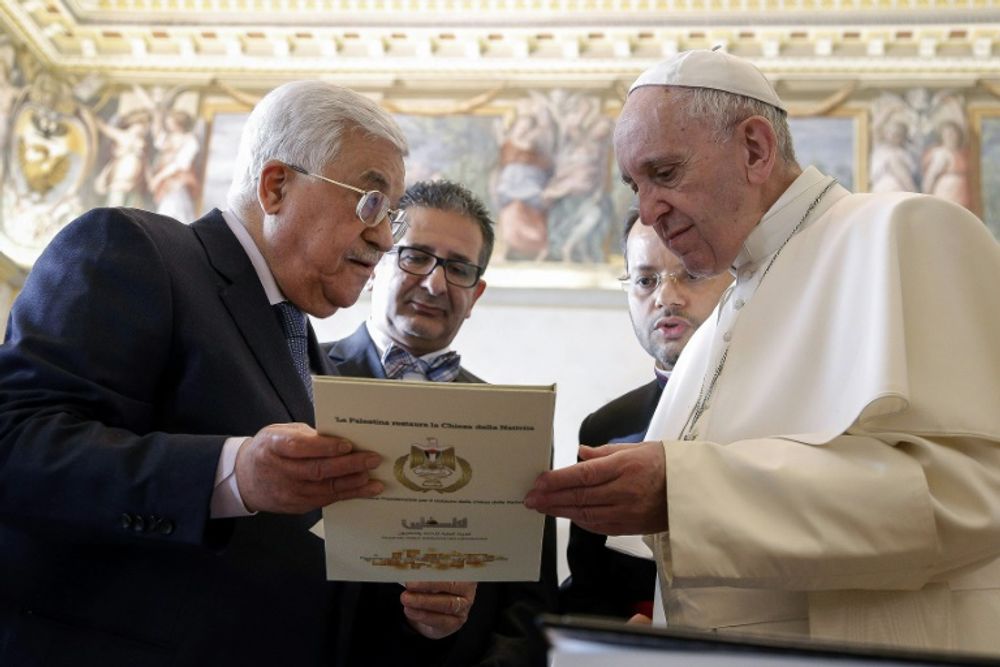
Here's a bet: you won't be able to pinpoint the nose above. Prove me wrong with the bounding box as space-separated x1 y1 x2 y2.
420 263 448 295
364 217 394 253
654 275 685 310
638 186 671 227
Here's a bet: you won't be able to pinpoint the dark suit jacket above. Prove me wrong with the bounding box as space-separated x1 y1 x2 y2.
0 208 343 666
559 379 662 619
324 324 558 667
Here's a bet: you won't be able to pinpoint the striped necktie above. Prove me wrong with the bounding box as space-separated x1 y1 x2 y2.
274 301 313 400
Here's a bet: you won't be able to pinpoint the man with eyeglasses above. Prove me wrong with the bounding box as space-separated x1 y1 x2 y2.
560 208 730 622
324 179 558 667
0 81 420 667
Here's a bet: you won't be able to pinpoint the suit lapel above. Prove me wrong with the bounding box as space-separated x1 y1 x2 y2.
192 210 314 425
455 368 483 384
327 324 387 379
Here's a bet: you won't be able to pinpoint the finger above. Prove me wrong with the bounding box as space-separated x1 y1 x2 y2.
274 434 355 459
404 581 475 596
525 478 634 513
330 470 374 494
578 442 648 461
401 591 471 616
253 423 357 459
307 477 385 503
288 477 384 508
328 479 383 503
283 451 382 483
529 457 620 494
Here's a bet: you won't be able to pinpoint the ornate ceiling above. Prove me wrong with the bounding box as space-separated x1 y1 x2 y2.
1 0 999 89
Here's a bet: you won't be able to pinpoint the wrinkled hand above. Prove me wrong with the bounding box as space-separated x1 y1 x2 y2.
235 423 383 513
523 442 668 535
401 581 477 640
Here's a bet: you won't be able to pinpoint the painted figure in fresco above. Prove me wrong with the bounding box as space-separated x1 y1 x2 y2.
494 91 617 263
494 95 556 260
921 120 971 210
149 108 201 222
869 119 919 194
94 108 152 207
542 94 613 262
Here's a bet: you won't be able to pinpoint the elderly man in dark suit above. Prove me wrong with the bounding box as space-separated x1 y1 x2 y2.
325 180 558 667
560 208 731 620
0 81 469 667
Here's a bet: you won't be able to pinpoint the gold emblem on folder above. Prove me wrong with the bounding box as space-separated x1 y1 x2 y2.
394 437 472 493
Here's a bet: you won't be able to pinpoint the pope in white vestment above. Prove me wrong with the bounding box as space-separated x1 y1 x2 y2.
647 165 1000 652
524 47 1000 657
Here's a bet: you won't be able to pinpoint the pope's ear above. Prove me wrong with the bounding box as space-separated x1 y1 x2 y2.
739 116 778 185
258 161 290 214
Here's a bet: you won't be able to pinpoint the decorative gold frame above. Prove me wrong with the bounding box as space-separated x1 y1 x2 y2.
971 105 1000 235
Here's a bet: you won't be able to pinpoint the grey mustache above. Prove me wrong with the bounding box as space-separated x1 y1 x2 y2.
347 248 383 265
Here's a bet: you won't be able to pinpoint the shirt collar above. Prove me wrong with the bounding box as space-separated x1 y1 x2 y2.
222 209 287 306
732 166 829 272
366 320 454 364
654 365 671 388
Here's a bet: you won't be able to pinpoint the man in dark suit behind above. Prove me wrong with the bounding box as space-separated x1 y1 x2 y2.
0 81 467 666
325 180 558 666
560 208 731 620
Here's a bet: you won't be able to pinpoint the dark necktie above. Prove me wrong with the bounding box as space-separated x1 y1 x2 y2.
382 344 461 383
274 301 313 400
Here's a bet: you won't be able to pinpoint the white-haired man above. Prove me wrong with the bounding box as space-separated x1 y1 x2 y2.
527 49 1000 655
0 81 463 666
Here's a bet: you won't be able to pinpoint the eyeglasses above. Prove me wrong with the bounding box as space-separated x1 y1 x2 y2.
286 164 408 243
390 246 483 288
619 270 713 297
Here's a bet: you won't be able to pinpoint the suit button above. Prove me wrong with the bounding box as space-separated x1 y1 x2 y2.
132 515 146 532
120 513 133 530
157 519 175 536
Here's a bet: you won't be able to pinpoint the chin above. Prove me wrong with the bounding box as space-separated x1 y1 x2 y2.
657 349 681 368
320 292 361 315
401 323 440 341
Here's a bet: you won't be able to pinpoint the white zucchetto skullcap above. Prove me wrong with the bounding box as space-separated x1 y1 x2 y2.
629 48 786 112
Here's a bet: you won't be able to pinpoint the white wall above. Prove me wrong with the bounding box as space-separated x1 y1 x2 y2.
311 286 654 583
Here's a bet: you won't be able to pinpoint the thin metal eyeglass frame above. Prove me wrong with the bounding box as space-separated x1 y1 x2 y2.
618 270 704 296
285 163 407 242
390 246 483 288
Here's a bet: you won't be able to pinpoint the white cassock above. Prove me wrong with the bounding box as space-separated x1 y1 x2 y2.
645 166 1000 653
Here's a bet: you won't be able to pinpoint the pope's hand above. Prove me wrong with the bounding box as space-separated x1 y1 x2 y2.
523 441 668 535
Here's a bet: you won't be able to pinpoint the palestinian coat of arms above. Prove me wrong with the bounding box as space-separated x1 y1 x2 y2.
394 437 472 493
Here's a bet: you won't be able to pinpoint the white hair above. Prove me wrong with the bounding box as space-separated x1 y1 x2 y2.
672 87 798 167
227 81 408 213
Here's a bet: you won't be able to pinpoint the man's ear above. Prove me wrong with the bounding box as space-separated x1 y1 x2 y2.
738 116 778 185
464 280 487 320
258 160 290 214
